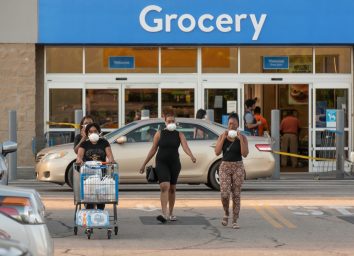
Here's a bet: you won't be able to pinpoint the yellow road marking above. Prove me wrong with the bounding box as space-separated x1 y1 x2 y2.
265 205 296 229
254 205 283 229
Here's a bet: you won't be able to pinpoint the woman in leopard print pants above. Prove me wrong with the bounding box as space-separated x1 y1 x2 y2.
215 113 248 229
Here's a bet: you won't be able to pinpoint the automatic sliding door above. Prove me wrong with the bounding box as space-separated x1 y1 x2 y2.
161 88 195 117
312 86 350 172
124 87 158 124
86 89 119 129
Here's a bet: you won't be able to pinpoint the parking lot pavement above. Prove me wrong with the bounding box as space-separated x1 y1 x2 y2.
49 203 354 256
9 180 354 255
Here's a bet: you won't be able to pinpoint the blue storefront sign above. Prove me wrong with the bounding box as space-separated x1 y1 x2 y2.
109 56 135 69
263 56 289 70
326 109 337 128
38 0 354 44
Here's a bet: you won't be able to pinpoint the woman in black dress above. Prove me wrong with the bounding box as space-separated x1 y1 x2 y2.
139 113 196 223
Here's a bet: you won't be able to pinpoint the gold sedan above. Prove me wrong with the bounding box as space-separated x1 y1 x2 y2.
35 118 275 190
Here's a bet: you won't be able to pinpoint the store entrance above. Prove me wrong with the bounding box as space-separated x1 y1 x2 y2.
244 84 309 172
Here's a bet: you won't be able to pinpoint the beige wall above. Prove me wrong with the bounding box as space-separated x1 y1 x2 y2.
0 44 37 167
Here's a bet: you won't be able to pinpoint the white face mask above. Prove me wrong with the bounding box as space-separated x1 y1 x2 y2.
88 133 99 143
166 123 177 131
228 130 238 139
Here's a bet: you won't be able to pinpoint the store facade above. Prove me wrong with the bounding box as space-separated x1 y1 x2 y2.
0 0 353 172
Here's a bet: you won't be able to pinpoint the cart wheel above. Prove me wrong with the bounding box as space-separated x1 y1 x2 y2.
114 226 118 235
86 228 92 239
107 229 112 239
74 226 78 235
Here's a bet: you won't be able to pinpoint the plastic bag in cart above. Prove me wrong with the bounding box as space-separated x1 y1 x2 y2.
97 176 116 201
83 174 101 201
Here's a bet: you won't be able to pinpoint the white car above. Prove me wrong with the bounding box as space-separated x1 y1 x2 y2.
36 118 275 190
0 186 53 256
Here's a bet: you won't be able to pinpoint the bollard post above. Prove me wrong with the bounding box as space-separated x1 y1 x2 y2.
74 110 83 136
336 110 345 179
271 110 280 179
8 110 17 181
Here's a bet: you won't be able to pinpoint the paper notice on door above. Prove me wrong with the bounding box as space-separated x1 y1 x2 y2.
227 101 237 114
214 96 223 108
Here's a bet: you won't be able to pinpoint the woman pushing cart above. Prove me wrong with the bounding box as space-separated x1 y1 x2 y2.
73 123 118 239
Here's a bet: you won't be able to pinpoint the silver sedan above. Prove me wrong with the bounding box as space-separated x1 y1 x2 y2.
36 118 275 190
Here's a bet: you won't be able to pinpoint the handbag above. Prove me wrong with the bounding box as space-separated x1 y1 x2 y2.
146 165 158 183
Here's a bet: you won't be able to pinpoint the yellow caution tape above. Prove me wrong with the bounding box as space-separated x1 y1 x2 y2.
272 151 335 161
46 122 80 129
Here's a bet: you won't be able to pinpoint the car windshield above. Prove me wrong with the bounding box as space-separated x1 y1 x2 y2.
104 122 137 140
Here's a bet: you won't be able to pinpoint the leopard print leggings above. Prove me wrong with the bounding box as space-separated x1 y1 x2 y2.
219 161 245 222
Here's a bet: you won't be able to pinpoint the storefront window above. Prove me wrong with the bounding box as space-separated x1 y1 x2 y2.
204 89 238 125
162 89 194 117
49 89 82 128
161 48 197 73
125 89 158 124
86 89 119 128
85 47 158 73
315 88 348 128
202 47 238 73
46 47 83 73
315 47 351 73
240 47 313 73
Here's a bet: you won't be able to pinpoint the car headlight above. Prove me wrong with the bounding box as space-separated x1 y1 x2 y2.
42 151 68 162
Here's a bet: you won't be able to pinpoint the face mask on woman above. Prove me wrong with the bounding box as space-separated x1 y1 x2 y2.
88 133 99 143
228 130 238 139
166 123 177 131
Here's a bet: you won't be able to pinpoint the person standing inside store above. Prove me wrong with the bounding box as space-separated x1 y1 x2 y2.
76 122 115 210
215 112 248 229
244 99 262 136
73 115 95 154
254 106 269 136
280 111 301 168
139 113 197 223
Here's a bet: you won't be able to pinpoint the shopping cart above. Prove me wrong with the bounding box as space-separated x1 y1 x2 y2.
73 162 119 239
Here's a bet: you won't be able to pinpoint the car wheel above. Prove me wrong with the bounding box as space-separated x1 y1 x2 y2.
66 164 74 188
208 161 221 191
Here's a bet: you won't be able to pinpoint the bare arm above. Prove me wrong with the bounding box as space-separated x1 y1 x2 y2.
105 146 115 163
139 131 160 173
179 132 196 163
76 147 85 164
74 128 87 154
238 132 249 158
215 131 227 156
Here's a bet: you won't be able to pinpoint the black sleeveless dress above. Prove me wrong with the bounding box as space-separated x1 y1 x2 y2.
155 129 181 185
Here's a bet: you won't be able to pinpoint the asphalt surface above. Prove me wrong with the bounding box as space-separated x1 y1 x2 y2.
9 179 354 256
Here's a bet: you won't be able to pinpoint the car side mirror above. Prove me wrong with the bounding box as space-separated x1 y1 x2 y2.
2 141 17 156
116 136 127 144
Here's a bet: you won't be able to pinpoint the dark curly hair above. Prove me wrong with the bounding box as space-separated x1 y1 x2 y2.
228 112 239 123
85 122 101 136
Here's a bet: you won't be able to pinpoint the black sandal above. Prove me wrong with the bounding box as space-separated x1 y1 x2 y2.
156 215 167 224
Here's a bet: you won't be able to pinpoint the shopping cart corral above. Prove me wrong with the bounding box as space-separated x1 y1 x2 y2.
73 162 119 239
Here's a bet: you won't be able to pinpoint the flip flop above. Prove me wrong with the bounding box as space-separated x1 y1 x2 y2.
156 215 167 224
232 222 240 229
169 215 177 221
221 216 229 226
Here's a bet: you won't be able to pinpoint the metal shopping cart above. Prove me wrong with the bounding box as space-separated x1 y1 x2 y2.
73 162 119 239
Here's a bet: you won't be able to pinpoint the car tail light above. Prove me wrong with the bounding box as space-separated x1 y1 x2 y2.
255 144 272 152
0 196 44 224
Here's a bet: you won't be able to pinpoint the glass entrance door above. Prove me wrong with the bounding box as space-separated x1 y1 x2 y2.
202 83 241 126
310 83 351 172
